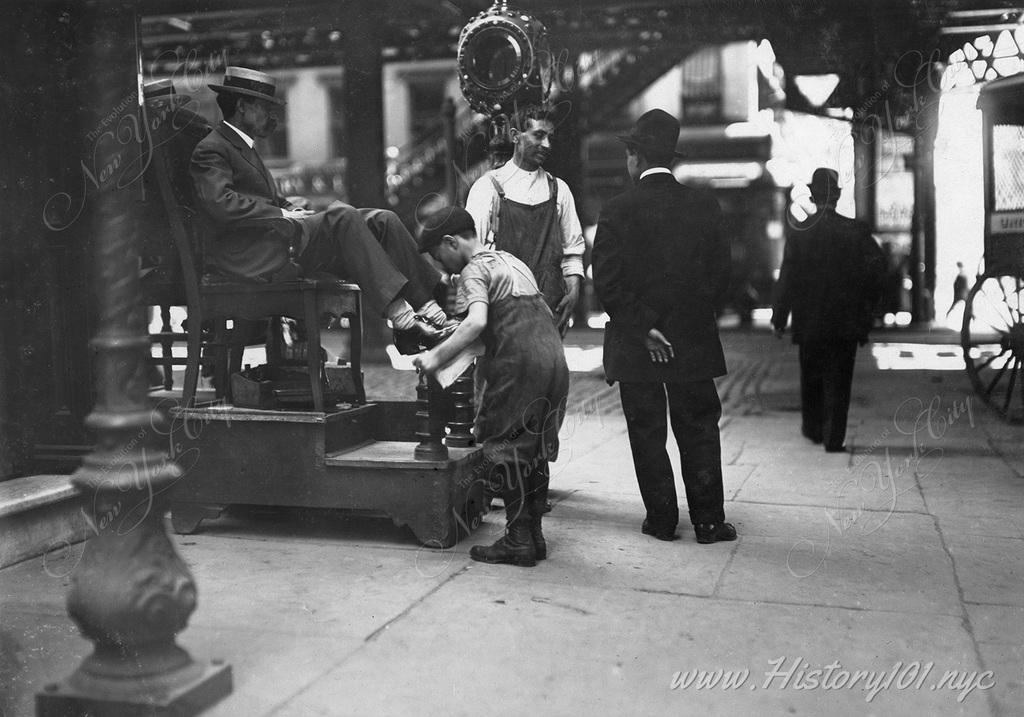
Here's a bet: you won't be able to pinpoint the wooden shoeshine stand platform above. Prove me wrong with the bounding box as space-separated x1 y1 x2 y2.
167 394 488 548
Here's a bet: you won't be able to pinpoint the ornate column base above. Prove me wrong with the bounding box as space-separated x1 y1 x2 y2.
37 657 231 717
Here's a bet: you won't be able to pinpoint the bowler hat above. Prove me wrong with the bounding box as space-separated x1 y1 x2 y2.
209 66 285 105
616 109 684 158
418 206 476 252
808 167 840 203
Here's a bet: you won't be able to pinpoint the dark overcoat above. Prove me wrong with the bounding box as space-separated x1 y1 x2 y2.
190 122 295 278
771 208 885 344
593 172 730 383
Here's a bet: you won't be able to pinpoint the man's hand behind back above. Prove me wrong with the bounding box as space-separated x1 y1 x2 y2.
645 328 674 364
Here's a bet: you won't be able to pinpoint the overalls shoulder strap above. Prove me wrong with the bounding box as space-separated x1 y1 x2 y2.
525 172 559 272
495 250 540 290
487 174 504 242
488 174 505 198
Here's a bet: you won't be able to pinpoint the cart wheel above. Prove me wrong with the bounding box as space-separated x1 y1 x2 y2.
961 273 1024 422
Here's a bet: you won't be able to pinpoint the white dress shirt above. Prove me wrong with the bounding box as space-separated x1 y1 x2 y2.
639 166 673 180
223 121 255 149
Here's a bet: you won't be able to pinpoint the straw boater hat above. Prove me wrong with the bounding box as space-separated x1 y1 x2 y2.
208 66 285 105
616 108 684 158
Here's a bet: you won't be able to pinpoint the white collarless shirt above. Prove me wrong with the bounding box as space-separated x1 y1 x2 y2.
464 159 585 280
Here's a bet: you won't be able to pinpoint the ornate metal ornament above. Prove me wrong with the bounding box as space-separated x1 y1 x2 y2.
457 1 552 116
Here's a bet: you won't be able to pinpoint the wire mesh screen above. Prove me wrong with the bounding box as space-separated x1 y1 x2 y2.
993 124 1024 210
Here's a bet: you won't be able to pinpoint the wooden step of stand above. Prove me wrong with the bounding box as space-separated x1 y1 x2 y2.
167 393 485 547
0 474 90 569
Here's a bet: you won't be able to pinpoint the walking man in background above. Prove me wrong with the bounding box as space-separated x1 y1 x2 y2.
593 109 736 545
772 167 885 453
946 261 970 319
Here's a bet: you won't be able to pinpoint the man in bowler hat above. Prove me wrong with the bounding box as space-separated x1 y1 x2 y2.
772 168 885 452
189 67 453 353
592 109 736 544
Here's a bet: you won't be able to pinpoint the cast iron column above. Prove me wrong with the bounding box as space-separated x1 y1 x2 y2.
443 97 458 205
343 0 386 208
916 83 939 323
37 4 231 715
853 118 878 230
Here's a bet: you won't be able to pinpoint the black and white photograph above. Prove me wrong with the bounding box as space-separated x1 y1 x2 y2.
1 0 1022 715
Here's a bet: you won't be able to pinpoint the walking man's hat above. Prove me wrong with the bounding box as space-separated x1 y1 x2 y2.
616 108 684 158
808 167 841 203
209 66 285 105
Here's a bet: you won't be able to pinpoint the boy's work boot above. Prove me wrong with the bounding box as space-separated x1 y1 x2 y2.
470 468 536 567
469 521 536 567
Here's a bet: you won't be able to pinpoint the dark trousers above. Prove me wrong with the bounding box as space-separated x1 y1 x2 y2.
296 203 441 311
798 340 858 449
489 457 548 526
618 380 725 528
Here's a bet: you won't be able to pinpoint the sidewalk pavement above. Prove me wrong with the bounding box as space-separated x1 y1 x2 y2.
3 328 1023 716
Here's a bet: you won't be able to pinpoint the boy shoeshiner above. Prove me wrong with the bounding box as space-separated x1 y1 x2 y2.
413 207 568 567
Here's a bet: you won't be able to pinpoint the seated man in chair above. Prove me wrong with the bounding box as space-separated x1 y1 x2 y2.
189 66 453 353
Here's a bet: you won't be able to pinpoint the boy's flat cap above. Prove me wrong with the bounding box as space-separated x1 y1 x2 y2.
418 206 475 252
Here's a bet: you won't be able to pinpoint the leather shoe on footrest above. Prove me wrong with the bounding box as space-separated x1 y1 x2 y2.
693 521 737 544
393 316 458 355
418 313 461 331
641 519 679 542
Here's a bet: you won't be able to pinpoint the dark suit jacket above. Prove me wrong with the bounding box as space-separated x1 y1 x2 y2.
771 208 885 344
593 172 729 383
190 122 296 278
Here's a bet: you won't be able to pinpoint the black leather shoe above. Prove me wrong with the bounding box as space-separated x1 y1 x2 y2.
642 519 679 542
824 445 846 453
693 521 737 544
393 316 458 355
802 429 823 444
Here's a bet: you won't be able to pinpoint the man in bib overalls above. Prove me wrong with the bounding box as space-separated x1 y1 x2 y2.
465 106 584 513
